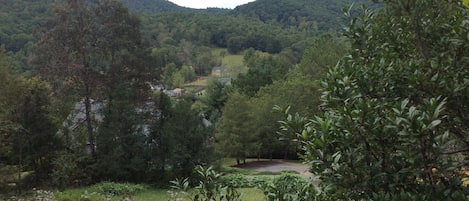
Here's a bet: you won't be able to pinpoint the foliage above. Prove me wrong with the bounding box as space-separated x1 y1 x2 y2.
0 0 53 53
96 81 149 182
298 35 350 80
219 174 272 188
37 0 155 161
121 0 192 13
231 0 381 32
200 78 232 122
150 96 214 177
1 48 61 189
279 0 469 199
217 72 321 160
169 166 241 201
259 173 321 201
218 174 252 188
140 12 313 57
51 151 95 188
215 92 256 164
92 182 148 196
234 54 292 97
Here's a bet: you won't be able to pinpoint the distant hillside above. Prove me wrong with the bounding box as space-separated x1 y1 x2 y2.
0 0 53 52
121 0 230 14
231 0 381 32
121 0 190 12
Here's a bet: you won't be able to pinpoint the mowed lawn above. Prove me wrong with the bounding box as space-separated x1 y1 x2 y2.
53 187 264 201
212 48 247 78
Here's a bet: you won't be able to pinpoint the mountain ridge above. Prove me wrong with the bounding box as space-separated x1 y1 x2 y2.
231 0 381 32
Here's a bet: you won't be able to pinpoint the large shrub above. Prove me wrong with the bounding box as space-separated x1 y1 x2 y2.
281 0 469 199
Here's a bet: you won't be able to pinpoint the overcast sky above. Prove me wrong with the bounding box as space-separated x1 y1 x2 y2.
168 0 256 9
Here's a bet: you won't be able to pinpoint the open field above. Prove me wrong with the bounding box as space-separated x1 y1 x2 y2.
212 48 247 78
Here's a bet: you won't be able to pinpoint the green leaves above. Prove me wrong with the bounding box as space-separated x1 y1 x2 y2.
288 0 469 199
169 166 241 201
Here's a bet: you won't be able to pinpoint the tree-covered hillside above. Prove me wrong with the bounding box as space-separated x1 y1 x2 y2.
231 0 380 32
121 0 191 12
121 0 230 14
0 0 379 55
0 0 53 52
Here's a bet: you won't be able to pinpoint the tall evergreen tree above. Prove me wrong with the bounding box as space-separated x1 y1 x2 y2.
216 92 256 164
150 96 213 177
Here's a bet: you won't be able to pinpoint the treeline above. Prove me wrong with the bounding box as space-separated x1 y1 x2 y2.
1 0 372 64
141 12 315 56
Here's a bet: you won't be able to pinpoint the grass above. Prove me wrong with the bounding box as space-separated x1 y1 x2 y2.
129 189 171 201
212 48 247 78
45 187 264 201
8 158 285 200
185 76 209 86
240 188 265 201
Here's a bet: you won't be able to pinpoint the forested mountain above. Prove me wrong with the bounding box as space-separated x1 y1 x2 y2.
0 0 380 54
121 0 190 12
121 0 230 14
140 12 310 54
231 0 380 32
0 0 53 52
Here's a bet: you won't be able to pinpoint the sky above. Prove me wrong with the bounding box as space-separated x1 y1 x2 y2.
168 0 256 9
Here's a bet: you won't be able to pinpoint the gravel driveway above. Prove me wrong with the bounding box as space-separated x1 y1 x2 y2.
232 160 313 178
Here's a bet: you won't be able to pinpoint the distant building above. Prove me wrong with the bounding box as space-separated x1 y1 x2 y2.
167 88 183 97
211 66 225 77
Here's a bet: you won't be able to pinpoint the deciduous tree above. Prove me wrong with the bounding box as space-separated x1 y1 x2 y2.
36 0 150 158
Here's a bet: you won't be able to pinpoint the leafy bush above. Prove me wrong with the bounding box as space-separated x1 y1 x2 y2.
279 0 469 199
169 166 241 201
219 174 272 188
91 182 148 196
51 152 96 188
259 173 318 201
219 174 251 188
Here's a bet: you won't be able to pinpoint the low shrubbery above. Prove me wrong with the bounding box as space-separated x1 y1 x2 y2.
219 174 272 188
90 182 148 196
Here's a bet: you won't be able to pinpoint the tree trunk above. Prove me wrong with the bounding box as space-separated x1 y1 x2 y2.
84 84 96 157
17 145 22 194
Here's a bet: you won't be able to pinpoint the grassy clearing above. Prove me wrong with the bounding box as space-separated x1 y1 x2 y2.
185 76 209 86
212 48 247 78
